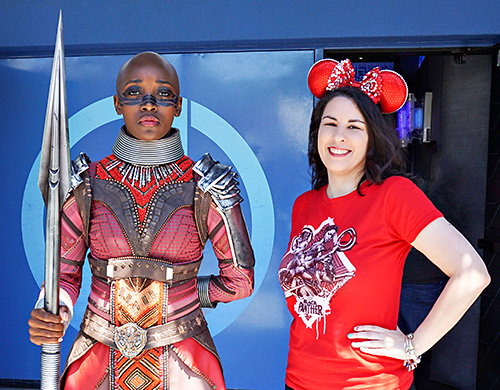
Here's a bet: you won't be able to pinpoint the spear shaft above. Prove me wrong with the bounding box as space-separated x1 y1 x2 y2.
38 11 71 390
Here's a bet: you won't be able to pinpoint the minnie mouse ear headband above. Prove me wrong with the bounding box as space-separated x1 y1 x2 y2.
307 59 408 114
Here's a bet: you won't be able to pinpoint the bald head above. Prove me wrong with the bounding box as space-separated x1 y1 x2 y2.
116 51 180 94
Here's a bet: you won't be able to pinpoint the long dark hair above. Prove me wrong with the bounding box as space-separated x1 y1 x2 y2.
308 87 406 192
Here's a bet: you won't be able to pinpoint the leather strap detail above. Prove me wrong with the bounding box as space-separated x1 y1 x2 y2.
88 255 202 284
72 163 93 246
61 257 85 267
81 307 207 351
61 209 82 237
193 185 212 247
208 219 224 241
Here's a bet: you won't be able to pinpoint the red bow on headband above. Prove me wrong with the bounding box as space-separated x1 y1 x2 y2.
308 58 408 114
326 59 382 104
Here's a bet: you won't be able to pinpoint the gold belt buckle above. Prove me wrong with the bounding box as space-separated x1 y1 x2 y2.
114 322 147 359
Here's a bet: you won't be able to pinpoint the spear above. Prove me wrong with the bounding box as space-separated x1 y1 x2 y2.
37 11 71 390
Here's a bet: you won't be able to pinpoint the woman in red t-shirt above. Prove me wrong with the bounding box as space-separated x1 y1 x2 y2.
279 59 490 390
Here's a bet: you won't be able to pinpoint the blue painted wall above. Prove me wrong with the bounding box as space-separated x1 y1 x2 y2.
1 0 499 57
0 50 314 389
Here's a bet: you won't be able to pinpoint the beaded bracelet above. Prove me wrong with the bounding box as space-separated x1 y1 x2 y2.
403 333 422 371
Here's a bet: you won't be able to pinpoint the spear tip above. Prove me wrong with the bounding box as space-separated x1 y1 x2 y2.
55 11 64 53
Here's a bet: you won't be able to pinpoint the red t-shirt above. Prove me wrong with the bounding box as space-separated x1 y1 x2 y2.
279 176 443 390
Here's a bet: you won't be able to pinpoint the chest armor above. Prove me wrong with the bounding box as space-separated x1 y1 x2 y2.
90 176 197 256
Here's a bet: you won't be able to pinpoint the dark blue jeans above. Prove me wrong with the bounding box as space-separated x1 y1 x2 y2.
398 280 446 334
398 280 446 390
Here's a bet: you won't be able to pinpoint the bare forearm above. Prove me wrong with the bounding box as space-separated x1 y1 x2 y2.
412 268 489 355
410 218 490 356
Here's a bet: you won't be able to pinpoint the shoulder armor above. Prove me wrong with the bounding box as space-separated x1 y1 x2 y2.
193 153 242 210
69 152 92 245
70 152 91 192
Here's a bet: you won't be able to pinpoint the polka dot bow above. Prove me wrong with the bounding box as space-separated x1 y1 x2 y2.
307 58 408 114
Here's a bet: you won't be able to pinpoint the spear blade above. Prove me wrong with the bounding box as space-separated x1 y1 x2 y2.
37 11 70 390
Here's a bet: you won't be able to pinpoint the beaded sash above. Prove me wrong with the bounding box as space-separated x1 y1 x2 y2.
110 279 168 390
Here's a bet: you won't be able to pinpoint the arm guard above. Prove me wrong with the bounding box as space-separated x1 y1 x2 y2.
193 153 255 309
193 153 254 268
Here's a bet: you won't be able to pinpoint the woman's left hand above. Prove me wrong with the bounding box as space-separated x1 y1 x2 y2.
348 325 407 360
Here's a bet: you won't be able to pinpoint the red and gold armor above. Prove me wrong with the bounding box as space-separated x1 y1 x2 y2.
49 128 254 390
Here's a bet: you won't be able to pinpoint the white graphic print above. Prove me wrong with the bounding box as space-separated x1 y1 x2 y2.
279 218 356 337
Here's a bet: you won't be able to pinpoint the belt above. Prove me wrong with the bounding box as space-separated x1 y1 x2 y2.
88 255 202 284
81 307 207 359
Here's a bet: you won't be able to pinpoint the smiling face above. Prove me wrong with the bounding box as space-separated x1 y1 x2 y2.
113 53 182 141
317 96 369 185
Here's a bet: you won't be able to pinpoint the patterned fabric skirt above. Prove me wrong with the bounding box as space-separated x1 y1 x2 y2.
65 279 225 389
64 342 214 390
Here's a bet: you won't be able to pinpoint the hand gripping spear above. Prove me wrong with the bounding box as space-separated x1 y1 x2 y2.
37 11 71 390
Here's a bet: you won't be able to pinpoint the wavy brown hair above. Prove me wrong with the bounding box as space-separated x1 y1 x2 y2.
308 87 406 192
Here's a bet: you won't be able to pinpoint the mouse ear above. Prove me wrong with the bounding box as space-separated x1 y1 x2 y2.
307 59 339 99
379 70 408 114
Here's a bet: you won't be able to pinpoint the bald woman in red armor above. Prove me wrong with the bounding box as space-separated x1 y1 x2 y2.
28 51 254 390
